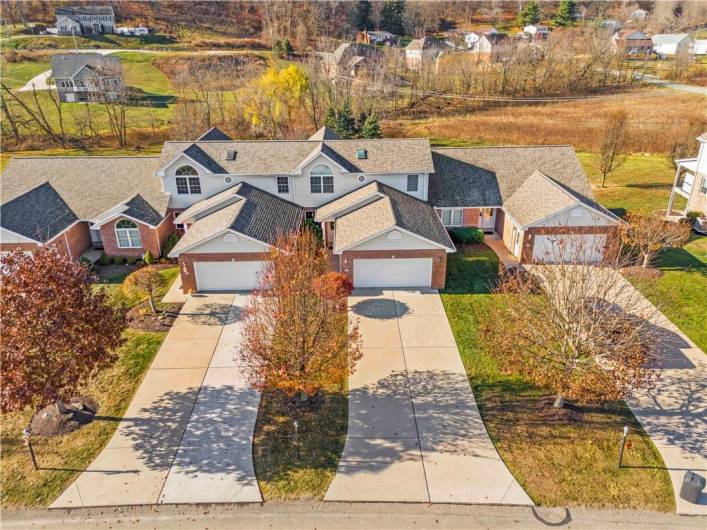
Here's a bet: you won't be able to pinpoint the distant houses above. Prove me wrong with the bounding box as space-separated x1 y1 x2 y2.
356 29 398 46
611 29 652 56
55 5 115 35
404 36 448 70
522 24 550 41
470 30 510 62
652 33 693 57
317 43 383 80
51 54 124 103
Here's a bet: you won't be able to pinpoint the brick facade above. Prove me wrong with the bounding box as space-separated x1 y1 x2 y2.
462 208 481 227
100 215 175 259
339 249 448 289
520 225 615 263
494 208 505 235
178 252 270 293
1 222 91 259
0 242 40 252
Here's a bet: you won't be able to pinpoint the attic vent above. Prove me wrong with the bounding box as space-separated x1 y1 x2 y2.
226 150 236 161
356 148 367 159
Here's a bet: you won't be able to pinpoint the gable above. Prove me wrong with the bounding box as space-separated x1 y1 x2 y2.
185 230 269 254
532 204 615 228
350 228 440 251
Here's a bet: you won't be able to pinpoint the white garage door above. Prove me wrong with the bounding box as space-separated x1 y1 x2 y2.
532 234 606 263
353 258 432 288
194 261 267 291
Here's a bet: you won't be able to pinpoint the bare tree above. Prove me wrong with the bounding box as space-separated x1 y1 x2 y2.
102 95 129 147
598 110 628 187
621 212 692 269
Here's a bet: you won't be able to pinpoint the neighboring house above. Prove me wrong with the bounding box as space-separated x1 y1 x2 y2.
471 31 511 62
612 29 653 56
356 29 397 46
667 132 707 233
318 43 383 80
693 40 707 56
55 5 115 35
600 19 623 33
462 31 481 49
652 34 693 57
405 36 448 70
1 126 618 291
627 8 649 23
51 54 124 103
523 24 550 40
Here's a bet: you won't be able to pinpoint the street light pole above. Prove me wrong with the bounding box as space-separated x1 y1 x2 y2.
618 424 629 468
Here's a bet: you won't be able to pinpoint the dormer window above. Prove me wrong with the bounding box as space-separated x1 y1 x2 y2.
356 149 367 159
310 164 334 194
175 165 201 194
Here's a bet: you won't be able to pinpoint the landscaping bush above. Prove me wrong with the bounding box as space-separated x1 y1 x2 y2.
450 227 484 245
79 256 94 269
127 256 138 265
304 218 323 242
162 233 179 257
143 250 154 264
99 252 111 266
112 256 125 265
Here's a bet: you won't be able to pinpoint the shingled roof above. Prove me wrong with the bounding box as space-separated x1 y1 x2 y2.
0 183 78 242
51 54 121 79
197 127 232 141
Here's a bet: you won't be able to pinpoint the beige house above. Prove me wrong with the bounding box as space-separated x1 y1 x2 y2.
667 132 707 233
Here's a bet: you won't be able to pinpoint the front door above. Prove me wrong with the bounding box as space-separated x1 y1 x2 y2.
479 208 495 231
90 228 103 249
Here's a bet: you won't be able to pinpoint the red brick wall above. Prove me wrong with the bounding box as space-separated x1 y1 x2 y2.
462 208 481 227
178 252 271 293
520 225 615 263
49 221 91 259
100 216 175 258
495 209 505 235
340 249 448 289
0 242 40 252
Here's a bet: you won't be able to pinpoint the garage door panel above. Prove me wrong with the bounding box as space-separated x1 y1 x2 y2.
532 234 606 263
194 261 267 291
353 258 432 288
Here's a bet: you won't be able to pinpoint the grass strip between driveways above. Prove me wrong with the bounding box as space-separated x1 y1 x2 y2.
0 267 179 508
440 245 674 511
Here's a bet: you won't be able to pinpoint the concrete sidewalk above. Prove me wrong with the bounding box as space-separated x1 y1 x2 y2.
51 293 261 507
325 289 532 505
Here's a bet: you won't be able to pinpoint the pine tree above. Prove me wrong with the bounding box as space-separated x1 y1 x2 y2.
518 0 541 26
360 114 382 139
324 107 337 130
356 111 368 136
555 0 577 27
380 0 406 35
283 38 294 56
272 39 283 58
336 102 357 139
355 0 374 31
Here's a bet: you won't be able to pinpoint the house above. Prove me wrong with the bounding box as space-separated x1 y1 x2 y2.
1 126 620 291
612 29 653 56
627 8 649 23
693 40 707 56
666 132 707 233
523 24 550 41
652 34 693 57
52 54 124 103
404 36 448 70
55 5 115 35
318 43 383 80
471 31 511 62
462 31 481 49
356 30 397 46
600 19 623 33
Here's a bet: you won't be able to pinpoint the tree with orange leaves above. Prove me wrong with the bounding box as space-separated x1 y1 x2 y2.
239 229 361 400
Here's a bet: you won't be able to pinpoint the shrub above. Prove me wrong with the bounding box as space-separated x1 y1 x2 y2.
127 256 138 265
686 211 704 222
99 252 111 266
304 218 323 243
79 256 94 269
450 227 484 245
162 233 179 257
143 250 154 264
112 256 125 265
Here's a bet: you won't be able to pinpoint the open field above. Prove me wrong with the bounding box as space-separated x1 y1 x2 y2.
0 59 50 89
385 87 704 155
440 245 674 511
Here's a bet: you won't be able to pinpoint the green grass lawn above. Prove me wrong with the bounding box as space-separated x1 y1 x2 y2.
0 59 50 89
0 266 178 507
114 51 175 96
440 245 674 510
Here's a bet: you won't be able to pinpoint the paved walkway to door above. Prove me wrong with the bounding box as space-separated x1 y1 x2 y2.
325 289 532 505
51 293 262 507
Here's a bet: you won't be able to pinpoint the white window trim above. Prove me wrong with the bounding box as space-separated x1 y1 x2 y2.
439 208 463 227
310 164 334 194
115 220 142 248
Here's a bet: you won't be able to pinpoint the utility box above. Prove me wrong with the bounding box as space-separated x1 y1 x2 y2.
680 471 706 504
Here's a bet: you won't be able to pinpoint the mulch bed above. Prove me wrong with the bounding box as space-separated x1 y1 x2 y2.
30 397 99 436
126 301 183 332
620 266 662 280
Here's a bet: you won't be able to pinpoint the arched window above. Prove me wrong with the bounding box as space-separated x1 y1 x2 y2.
175 165 201 194
310 164 334 194
115 219 142 248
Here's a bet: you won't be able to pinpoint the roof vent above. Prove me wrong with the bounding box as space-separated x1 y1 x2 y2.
356 148 367 159
226 150 236 161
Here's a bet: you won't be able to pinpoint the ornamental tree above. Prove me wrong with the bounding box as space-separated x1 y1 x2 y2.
621 212 692 269
239 229 362 399
484 233 656 410
123 266 167 314
0 247 125 413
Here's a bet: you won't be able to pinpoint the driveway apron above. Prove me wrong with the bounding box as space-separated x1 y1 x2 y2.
51 293 262 508
325 289 532 505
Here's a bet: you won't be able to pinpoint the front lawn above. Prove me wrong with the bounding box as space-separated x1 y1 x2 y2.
0 266 178 507
440 245 674 510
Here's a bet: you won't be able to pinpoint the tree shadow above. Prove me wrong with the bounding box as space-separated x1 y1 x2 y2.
350 298 408 320
182 302 242 326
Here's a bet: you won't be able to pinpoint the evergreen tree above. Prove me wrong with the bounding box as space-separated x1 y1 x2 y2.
517 0 541 26
283 38 294 56
356 111 368 136
555 0 577 27
336 102 356 138
360 114 382 139
324 107 337 130
272 39 283 58
380 0 406 35
355 0 374 31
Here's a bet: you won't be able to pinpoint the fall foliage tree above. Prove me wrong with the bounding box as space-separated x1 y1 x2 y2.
123 267 167 314
621 212 692 269
0 247 125 413
598 110 628 188
239 230 362 399
485 233 656 410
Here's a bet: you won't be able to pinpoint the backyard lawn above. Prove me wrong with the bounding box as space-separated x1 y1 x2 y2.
0 266 178 508
440 245 674 510
0 59 50 89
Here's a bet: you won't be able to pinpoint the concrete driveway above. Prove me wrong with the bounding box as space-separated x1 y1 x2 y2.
325 289 532 505
51 293 261 507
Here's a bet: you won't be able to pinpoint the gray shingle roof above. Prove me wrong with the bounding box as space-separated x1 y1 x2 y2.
123 194 164 227
183 144 227 174
0 183 78 242
429 146 593 208
1 157 169 230
159 138 434 175
56 6 114 16
308 126 341 141
51 54 121 79
197 127 232 141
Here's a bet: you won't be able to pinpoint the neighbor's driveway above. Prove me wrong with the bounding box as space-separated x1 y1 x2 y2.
325 289 532 505
51 293 262 508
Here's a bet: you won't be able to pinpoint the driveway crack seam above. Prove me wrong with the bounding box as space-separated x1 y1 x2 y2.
393 290 432 503
155 295 235 504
